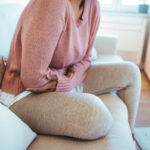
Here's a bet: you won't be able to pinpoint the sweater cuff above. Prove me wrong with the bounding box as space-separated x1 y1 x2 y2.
55 71 87 92
55 75 72 92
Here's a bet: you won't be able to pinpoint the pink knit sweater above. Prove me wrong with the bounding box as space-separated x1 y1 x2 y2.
1 0 100 96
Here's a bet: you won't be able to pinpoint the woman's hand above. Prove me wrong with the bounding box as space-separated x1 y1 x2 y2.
65 67 75 78
26 74 57 93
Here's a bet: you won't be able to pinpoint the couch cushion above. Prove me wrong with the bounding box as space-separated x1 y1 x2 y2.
28 94 136 150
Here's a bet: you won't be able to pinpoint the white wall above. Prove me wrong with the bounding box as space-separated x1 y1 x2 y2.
0 0 29 5
0 2 24 58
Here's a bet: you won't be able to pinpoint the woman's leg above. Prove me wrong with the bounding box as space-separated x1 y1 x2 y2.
83 61 141 133
10 91 112 140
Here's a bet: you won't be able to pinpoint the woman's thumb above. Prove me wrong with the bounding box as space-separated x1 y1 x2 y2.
46 74 51 80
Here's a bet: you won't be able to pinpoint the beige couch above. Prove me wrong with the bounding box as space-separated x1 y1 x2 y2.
0 3 141 149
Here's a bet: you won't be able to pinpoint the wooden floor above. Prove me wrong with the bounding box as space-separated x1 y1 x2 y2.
135 71 150 150
135 71 150 127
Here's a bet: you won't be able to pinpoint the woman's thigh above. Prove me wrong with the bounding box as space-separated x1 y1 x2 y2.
83 62 140 95
10 91 112 140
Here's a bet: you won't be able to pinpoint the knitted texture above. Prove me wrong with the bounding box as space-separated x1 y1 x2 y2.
1 0 100 95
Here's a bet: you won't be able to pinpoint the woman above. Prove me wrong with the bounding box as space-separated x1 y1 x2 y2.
0 0 113 140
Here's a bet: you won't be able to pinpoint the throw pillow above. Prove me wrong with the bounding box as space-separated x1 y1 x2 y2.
0 103 37 150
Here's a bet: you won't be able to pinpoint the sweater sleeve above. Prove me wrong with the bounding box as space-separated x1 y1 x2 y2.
55 1 100 92
20 0 66 88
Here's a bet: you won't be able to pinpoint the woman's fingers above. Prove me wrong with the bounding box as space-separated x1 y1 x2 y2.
26 87 48 93
26 81 57 93
26 87 51 93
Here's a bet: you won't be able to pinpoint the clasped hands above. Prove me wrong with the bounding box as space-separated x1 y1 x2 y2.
26 68 74 93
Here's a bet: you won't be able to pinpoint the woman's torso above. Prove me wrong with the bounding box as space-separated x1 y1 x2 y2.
1 0 96 95
50 0 91 69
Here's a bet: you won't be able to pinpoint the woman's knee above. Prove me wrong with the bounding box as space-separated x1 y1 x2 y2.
69 93 113 140
10 92 113 140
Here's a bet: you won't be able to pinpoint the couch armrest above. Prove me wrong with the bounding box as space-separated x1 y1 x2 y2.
83 61 141 133
94 34 118 55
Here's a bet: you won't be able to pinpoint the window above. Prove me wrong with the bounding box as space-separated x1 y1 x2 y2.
16 0 29 5
99 0 150 13
122 0 150 5
122 0 141 5
100 0 113 4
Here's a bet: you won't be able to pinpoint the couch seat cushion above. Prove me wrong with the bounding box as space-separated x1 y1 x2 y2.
28 93 136 150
